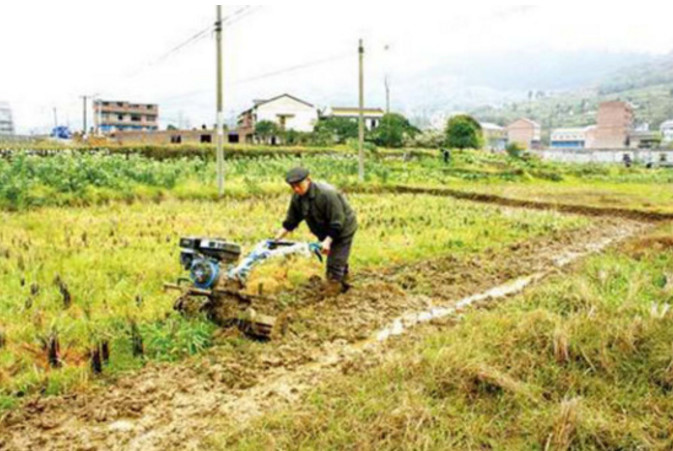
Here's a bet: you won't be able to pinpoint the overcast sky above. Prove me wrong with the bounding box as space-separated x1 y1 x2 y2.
1 3 672 134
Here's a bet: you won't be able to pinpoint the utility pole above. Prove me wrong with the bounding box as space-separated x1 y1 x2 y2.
53 107 58 128
383 44 391 114
358 38 365 182
384 75 390 114
81 95 88 135
215 5 225 197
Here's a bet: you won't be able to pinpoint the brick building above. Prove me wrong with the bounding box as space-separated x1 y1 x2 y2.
113 128 210 145
112 127 240 145
593 101 633 148
506 118 541 149
94 100 159 133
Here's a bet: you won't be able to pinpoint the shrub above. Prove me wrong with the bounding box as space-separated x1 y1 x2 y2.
445 115 483 149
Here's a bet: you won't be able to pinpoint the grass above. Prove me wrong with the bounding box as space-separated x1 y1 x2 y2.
0 193 588 403
216 223 673 450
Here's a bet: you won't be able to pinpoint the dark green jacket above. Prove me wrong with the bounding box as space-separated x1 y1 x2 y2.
282 181 357 241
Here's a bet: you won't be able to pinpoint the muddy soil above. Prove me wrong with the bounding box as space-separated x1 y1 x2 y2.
0 217 648 450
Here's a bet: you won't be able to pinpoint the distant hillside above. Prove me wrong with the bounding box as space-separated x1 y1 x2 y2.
468 52 673 142
598 51 673 94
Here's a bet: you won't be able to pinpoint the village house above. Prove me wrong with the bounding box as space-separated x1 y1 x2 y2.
550 125 596 149
321 107 384 131
660 120 673 144
506 118 541 149
237 93 318 144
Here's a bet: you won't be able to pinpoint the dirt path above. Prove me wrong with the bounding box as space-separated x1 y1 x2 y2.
0 217 649 450
384 185 673 222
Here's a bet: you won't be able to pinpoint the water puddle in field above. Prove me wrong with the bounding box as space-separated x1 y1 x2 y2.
373 228 636 342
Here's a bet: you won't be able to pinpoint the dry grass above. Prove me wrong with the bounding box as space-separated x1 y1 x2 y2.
215 223 673 450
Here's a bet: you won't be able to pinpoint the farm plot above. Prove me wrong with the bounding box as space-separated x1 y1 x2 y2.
0 193 591 405
0 212 644 450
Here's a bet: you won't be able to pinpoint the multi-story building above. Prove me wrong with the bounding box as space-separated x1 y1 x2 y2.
593 101 633 148
0 102 14 136
506 118 541 149
94 100 159 133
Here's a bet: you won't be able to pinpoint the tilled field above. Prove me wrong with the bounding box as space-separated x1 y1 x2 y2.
0 215 648 450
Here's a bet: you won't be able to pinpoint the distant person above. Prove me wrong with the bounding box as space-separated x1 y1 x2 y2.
274 167 358 296
623 153 632 168
441 148 451 164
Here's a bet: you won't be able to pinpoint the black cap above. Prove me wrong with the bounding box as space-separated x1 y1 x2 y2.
285 167 309 184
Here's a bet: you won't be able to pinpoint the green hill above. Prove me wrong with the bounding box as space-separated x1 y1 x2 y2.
470 53 673 143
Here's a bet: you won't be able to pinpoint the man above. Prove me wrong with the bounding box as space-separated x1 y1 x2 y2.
274 167 357 295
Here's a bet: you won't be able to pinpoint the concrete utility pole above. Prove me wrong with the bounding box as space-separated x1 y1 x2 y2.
358 38 365 182
81 96 88 135
384 75 390 114
384 44 391 114
53 108 58 128
215 5 225 197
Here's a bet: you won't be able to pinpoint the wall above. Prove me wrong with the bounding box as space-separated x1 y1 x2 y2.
535 148 673 164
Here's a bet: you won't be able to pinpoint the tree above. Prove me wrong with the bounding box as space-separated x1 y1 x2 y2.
368 113 419 148
314 117 358 144
255 120 280 144
166 124 178 130
444 114 483 149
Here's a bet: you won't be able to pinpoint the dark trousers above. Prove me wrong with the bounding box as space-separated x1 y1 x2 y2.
326 234 354 282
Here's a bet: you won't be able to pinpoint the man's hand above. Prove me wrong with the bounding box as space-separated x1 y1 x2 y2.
321 237 333 255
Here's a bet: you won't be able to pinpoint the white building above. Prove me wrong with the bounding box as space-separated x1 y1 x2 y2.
550 125 596 149
238 93 318 143
0 102 14 136
322 107 384 130
480 122 507 150
660 120 673 143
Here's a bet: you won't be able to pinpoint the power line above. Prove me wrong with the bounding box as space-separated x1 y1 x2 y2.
156 50 352 103
126 6 256 78
152 6 251 65
233 51 351 85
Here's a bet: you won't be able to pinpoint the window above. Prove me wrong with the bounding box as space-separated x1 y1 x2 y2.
117 102 124 107
200 134 212 143
117 114 124 121
131 115 142 122
170 135 182 144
